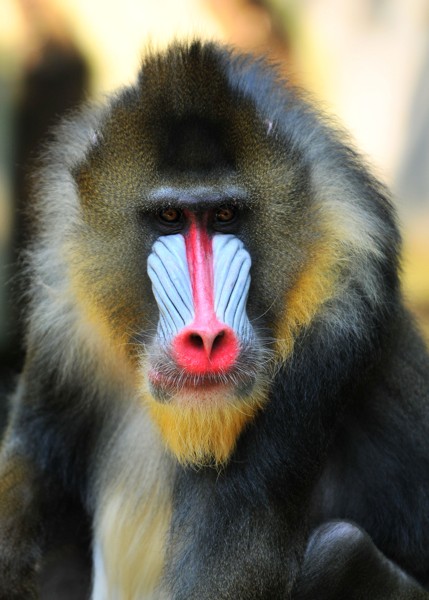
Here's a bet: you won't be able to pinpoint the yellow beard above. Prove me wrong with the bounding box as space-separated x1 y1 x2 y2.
144 389 264 467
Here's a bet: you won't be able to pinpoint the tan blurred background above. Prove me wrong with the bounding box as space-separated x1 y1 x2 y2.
0 0 428 378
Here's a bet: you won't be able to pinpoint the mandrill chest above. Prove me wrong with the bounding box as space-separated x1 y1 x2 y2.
143 205 266 467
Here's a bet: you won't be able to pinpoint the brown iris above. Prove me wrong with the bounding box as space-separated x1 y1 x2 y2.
159 207 182 223
215 206 236 223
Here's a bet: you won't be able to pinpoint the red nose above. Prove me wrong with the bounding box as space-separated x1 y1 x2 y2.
172 321 239 374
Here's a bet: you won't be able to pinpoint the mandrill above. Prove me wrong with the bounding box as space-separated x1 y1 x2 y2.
0 41 428 600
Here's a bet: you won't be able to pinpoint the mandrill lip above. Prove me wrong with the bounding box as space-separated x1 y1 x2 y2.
148 367 238 392
147 360 258 402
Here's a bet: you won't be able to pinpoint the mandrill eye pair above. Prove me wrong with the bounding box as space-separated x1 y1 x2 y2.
157 205 238 232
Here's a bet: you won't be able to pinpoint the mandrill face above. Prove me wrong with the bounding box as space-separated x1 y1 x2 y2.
146 205 258 403
69 43 365 466
142 201 269 466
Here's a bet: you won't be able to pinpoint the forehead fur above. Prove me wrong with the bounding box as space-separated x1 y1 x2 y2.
74 42 288 204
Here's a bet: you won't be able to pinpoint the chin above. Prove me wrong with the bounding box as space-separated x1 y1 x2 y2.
143 368 263 466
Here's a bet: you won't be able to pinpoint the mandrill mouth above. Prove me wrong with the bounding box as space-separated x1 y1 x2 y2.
143 330 271 466
144 340 270 466
146 341 265 403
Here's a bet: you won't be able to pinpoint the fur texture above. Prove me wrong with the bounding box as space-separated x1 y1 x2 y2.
0 41 427 599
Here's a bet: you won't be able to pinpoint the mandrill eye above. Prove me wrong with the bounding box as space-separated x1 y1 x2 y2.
159 207 182 223
216 206 235 222
213 205 238 232
156 207 184 232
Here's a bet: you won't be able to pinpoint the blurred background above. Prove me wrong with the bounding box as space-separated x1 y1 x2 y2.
0 0 428 382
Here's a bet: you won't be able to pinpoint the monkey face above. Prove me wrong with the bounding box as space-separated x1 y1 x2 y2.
64 43 390 465
141 200 271 466
146 206 259 402
73 161 272 464
67 64 321 464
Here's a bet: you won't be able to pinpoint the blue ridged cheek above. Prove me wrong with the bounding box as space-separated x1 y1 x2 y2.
147 234 194 342
147 233 253 344
213 234 253 341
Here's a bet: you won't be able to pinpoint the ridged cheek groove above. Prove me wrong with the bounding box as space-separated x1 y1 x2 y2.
212 234 252 339
147 234 194 342
147 229 253 374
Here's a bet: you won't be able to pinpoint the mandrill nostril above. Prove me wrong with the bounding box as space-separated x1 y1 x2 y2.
189 333 204 349
212 331 225 351
186 330 226 357
173 325 239 373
